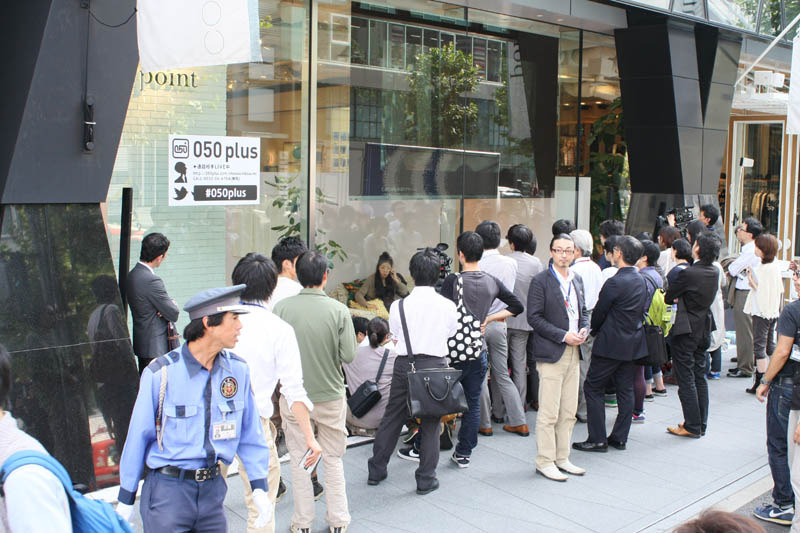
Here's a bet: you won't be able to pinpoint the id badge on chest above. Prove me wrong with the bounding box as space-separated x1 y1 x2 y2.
566 300 578 320
213 420 237 440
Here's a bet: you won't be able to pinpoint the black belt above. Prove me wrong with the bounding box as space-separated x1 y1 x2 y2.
156 464 220 482
775 376 794 386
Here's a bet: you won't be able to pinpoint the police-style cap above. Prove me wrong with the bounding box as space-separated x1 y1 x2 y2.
184 284 251 321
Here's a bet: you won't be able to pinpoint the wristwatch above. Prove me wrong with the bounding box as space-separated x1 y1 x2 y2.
761 377 772 386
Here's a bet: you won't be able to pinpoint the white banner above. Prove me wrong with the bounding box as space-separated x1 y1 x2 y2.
168 135 261 206
788 35 800 134
137 0 261 73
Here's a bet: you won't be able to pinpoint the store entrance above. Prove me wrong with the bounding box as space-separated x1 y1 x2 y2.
728 121 783 254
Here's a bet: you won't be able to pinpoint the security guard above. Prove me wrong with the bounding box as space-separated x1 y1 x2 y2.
115 284 272 532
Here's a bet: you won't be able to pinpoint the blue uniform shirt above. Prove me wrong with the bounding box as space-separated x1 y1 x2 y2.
117 344 269 505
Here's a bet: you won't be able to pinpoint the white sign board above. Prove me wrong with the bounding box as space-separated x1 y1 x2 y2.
168 135 261 206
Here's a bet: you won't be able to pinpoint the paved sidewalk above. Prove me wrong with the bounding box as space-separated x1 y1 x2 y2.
127 349 774 532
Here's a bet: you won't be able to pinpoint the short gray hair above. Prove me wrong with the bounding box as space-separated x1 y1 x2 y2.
570 229 594 257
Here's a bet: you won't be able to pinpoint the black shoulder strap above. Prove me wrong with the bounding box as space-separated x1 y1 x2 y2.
398 298 415 366
374 348 390 383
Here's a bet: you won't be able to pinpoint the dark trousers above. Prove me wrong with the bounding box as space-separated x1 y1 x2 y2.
137 356 154 376
753 316 777 361
454 352 488 457
671 333 710 435
767 383 794 508
368 354 446 490
526 333 539 405
140 470 228 533
708 347 722 373
585 355 634 444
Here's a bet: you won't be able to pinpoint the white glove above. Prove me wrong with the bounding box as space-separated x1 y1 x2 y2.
116 502 134 523
252 488 273 528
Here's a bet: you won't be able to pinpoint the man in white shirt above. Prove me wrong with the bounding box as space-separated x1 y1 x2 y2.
0 344 71 533
476 221 528 434
368 249 459 494
569 230 603 423
270 237 307 307
226 253 321 533
727 217 764 378
505 224 543 411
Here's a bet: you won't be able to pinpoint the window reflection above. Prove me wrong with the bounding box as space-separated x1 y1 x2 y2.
673 0 706 18
759 0 784 36
708 0 759 31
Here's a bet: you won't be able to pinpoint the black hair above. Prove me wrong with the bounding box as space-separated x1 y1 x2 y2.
0 344 10 408
549 233 574 251
616 235 644 266
671 238 693 261
475 220 501 249
183 312 225 342
686 219 707 244
507 224 533 252
232 253 278 302
635 232 653 242
696 232 721 264
91 275 120 304
140 233 170 262
373 252 398 304
409 248 440 287
367 317 390 349
526 234 538 255
352 316 369 337
599 219 625 239
743 217 764 239
296 250 328 288
603 234 621 254
457 231 484 263
271 237 308 274
641 240 660 266
551 219 576 237
700 204 720 226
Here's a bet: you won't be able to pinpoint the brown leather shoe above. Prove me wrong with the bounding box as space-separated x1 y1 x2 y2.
678 422 706 436
478 427 493 436
503 424 530 437
667 425 701 439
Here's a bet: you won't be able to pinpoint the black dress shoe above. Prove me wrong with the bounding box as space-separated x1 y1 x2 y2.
727 369 752 378
367 473 387 486
608 439 626 450
416 478 439 495
572 441 608 452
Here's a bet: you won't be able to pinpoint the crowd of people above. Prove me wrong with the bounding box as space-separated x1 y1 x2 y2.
1 203 799 533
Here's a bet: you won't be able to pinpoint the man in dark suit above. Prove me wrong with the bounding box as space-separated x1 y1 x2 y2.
126 232 180 374
528 234 589 482
574 235 649 453
665 232 721 438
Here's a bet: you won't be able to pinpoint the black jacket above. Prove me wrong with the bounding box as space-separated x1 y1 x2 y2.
591 266 649 361
664 261 719 340
126 262 180 358
527 269 590 363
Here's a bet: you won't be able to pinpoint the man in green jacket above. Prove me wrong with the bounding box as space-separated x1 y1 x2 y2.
274 250 358 533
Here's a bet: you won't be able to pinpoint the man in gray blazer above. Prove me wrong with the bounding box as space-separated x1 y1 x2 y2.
126 233 179 373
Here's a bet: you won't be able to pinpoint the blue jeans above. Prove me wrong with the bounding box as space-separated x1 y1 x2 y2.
454 352 488 457
767 383 794 508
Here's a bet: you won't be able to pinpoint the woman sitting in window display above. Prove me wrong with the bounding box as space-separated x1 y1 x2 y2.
354 252 410 313
344 317 397 435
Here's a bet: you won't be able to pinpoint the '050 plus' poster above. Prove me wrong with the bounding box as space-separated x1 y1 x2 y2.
168 134 261 206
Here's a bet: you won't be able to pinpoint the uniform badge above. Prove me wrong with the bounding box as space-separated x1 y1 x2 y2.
220 376 238 398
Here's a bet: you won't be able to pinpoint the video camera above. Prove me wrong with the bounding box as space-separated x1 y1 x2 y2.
653 204 695 240
418 243 453 290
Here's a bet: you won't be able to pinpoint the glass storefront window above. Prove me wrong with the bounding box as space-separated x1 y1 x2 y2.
708 0 759 31
759 0 784 36
787 0 800 39
673 0 706 18
104 1 310 331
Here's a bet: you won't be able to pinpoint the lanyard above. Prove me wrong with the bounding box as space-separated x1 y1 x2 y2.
550 265 573 306
241 301 268 310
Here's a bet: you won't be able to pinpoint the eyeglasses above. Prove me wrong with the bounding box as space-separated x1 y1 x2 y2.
551 248 574 255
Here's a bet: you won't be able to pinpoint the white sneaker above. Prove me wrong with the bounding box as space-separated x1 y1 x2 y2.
536 464 568 482
556 460 586 476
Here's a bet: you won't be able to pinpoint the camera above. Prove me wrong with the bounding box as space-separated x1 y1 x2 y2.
653 204 695 240
418 243 453 290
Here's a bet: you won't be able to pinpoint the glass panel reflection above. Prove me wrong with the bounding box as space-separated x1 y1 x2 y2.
0 204 138 491
708 0 759 31
673 0 706 18
759 0 784 36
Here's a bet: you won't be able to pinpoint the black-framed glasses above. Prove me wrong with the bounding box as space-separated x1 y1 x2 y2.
551 248 574 255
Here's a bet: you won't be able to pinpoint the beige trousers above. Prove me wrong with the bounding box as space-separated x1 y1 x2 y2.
535 345 580 469
788 410 800 532
219 417 280 533
280 396 350 529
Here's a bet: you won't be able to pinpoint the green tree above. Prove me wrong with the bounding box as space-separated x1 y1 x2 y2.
406 43 481 148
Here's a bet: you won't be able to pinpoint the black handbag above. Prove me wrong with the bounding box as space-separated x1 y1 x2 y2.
347 348 390 418
637 315 669 367
399 299 468 419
